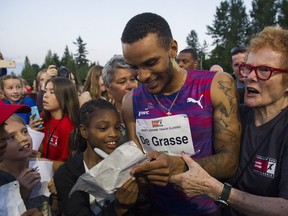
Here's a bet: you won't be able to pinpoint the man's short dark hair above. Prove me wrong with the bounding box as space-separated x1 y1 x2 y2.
121 12 173 49
231 45 248 56
179 48 198 60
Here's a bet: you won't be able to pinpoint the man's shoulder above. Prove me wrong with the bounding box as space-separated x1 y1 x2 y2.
210 71 235 90
187 70 216 82
131 85 148 99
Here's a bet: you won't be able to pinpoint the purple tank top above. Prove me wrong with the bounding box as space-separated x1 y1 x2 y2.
132 70 219 215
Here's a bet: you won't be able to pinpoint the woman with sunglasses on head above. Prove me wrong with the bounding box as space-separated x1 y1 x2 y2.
170 26 288 216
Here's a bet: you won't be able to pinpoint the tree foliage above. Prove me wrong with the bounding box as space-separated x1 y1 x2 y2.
61 45 76 75
249 0 278 36
73 36 89 67
207 1 231 46
21 56 35 86
20 1 287 87
42 50 60 69
186 30 210 69
278 0 288 29
206 0 249 72
186 30 201 53
73 36 90 83
191 0 285 73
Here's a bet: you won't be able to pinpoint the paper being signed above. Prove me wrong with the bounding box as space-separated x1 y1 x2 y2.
69 141 146 202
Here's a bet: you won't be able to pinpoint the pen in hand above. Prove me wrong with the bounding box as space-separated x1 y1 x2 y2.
31 166 39 172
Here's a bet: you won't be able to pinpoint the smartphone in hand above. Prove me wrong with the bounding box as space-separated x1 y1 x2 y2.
31 106 43 128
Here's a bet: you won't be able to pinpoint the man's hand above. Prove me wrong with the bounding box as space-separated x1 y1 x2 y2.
131 151 185 186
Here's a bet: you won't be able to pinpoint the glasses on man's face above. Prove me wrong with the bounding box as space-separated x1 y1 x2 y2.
239 63 288 81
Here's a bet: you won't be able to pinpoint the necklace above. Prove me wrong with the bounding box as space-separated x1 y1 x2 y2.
154 90 181 116
153 74 186 116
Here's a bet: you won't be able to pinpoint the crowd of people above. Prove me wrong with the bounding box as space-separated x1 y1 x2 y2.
0 12 288 216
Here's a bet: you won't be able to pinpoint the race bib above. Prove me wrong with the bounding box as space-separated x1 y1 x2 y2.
136 114 195 156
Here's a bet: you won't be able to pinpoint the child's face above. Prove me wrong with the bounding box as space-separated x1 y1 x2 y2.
43 81 60 112
3 78 22 103
85 109 121 155
3 117 32 160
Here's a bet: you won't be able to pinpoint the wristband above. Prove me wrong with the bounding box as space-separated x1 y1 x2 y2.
215 182 232 207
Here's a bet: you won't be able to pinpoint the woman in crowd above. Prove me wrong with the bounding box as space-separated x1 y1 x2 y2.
79 65 112 107
102 55 138 144
68 70 82 95
170 26 288 216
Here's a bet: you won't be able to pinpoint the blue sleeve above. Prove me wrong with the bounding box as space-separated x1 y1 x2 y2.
24 97 36 107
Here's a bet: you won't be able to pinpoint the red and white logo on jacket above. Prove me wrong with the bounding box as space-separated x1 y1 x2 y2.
253 155 276 178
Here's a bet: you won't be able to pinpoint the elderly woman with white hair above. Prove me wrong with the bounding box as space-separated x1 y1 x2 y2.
171 26 288 216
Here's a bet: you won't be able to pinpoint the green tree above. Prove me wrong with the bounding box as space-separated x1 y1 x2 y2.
21 56 35 86
73 36 89 66
52 53 60 67
42 50 59 69
206 0 249 73
198 40 210 70
60 45 81 83
229 0 250 45
278 0 288 28
250 0 278 35
186 30 201 53
186 30 209 69
207 1 230 46
61 45 76 74
73 36 89 83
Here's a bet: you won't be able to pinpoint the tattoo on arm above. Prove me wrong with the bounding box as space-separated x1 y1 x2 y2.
217 80 238 127
196 79 241 179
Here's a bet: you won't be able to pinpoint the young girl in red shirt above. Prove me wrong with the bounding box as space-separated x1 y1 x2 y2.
31 77 79 170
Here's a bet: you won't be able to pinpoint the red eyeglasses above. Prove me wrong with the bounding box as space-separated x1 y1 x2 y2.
239 63 288 81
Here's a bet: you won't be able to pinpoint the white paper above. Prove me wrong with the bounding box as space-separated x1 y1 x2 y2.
0 180 26 216
70 141 147 202
27 126 44 151
29 160 53 198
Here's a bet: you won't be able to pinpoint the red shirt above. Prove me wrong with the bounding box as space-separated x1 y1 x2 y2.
42 115 74 161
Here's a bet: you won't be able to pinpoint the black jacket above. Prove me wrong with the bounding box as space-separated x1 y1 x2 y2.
54 153 118 216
